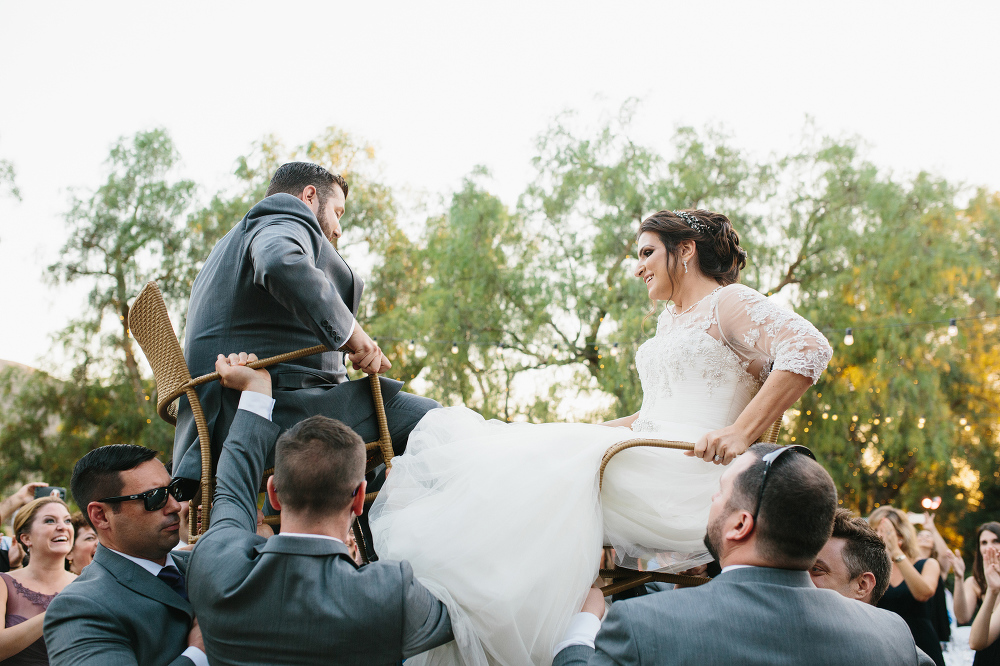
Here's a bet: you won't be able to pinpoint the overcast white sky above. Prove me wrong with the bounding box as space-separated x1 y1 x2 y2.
1 1 998 369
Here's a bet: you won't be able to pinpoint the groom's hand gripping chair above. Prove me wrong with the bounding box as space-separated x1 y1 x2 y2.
127 281 393 562
597 418 783 595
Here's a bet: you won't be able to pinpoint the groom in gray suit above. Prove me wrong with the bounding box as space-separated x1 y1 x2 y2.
186 352 452 665
554 443 934 666
173 163 439 525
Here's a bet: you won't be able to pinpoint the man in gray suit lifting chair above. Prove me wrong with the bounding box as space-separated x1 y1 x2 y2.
553 443 934 666
45 445 205 666
186 352 453 665
173 162 440 550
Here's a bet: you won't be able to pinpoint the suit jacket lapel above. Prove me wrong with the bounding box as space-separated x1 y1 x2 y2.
94 546 194 617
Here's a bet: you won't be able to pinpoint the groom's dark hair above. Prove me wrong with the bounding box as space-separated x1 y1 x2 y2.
266 162 349 202
274 416 364 516
728 443 837 569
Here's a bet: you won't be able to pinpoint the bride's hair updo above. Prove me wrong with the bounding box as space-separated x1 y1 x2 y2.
637 209 747 286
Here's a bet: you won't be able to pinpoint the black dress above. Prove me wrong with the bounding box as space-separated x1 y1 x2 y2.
972 596 1000 665
877 558 946 666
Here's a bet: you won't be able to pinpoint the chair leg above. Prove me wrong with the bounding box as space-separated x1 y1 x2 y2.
352 519 370 565
354 509 379 562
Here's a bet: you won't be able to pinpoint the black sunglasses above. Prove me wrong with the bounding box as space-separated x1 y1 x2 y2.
751 445 816 524
97 478 200 512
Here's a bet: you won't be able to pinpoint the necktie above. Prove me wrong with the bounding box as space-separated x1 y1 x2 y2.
157 565 188 601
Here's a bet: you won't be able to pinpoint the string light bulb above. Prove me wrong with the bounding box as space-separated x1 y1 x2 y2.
450 342 459 355
843 328 854 346
611 343 619 357
408 339 416 351
948 318 958 337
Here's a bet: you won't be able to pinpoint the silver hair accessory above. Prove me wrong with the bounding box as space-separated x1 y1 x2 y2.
674 210 711 234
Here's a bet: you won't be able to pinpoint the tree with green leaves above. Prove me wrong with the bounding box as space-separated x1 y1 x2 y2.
0 129 193 493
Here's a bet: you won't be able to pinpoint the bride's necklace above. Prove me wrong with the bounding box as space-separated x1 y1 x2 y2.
668 286 723 318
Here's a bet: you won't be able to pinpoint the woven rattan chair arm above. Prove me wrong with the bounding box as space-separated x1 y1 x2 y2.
187 344 332 388
154 344 333 426
599 439 695 490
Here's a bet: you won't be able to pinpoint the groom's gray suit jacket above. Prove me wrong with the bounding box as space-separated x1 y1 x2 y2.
554 567 934 666
44 546 196 666
186 408 453 665
173 193 403 480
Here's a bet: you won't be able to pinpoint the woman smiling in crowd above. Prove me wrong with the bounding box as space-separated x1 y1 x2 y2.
0 498 77 665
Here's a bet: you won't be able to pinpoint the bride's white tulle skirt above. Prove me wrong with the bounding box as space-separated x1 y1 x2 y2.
369 406 726 665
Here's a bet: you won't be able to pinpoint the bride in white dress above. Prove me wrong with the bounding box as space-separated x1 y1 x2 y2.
370 209 833 665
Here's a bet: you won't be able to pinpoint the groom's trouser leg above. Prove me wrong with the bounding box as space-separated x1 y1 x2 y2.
352 390 441 559
351 390 441 457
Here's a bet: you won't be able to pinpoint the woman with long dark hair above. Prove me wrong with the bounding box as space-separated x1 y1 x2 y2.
956 523 1000 624
371 209 833 665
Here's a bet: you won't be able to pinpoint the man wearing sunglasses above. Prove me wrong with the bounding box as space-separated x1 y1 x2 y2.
555 443 934 666
44 445 206 666
185 352 453 665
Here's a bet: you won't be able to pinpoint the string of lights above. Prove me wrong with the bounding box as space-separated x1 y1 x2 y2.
371 311 1000 353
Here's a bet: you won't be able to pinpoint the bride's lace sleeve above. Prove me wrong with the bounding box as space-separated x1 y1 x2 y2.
715 284 833 384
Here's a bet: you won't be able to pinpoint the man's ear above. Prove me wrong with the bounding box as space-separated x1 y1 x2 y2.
87 502 111 532
351 480 367 518
299 184 318 206
266 476 282 512
854 571 877 603
726 509 755 544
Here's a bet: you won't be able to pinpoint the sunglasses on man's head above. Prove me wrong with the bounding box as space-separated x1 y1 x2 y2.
97 478 200 512
751 445 816 524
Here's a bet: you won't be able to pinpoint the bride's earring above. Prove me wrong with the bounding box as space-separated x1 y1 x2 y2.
683 259 688 274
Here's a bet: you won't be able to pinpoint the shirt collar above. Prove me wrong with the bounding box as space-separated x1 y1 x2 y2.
721 563 756 574
106 547 177 577
278 532 344 545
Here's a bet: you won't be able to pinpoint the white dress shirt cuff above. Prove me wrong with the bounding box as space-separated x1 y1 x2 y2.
238 391 275 421
182 646 209 666
346 317 356 342
553 612 603 656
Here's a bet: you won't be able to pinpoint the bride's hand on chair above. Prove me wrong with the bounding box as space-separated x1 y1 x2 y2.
687 425 752 465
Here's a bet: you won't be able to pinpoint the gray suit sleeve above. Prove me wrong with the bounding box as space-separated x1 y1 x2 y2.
552 645 596 666
209 409 281 534
249 218 355 349
589 604 641 665
399 560 454 658
45 593 194 666
552 603 641 666
916 647 935 666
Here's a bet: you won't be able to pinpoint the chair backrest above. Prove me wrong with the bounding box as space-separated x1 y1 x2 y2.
128 281 191 426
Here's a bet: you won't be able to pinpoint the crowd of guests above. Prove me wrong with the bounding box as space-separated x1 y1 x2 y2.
0 367 998 664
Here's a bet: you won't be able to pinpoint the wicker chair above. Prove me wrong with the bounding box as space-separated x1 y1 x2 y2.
128 281 394 556
596 417 783 596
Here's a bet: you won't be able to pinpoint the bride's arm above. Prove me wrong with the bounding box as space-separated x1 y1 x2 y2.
691 285 832 465
688 370 811 463
601 412 639 428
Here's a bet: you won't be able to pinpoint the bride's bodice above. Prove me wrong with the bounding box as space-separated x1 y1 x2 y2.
632 284 833 433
